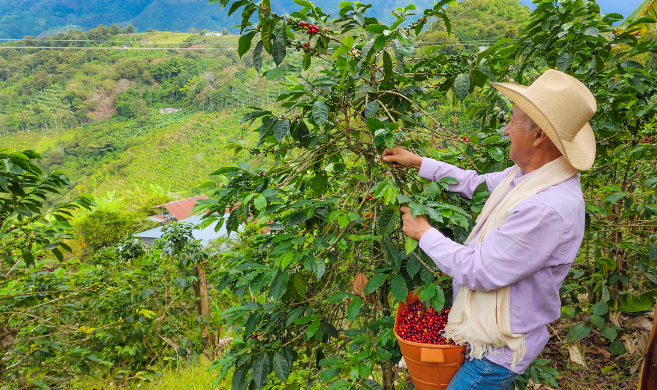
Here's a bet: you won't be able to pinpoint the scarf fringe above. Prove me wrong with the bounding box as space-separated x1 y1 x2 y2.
442 326 527 368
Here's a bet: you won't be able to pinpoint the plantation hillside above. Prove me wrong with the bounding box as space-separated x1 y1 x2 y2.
0 29 285 201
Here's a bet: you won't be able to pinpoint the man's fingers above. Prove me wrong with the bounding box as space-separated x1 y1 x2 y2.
400 206 411 214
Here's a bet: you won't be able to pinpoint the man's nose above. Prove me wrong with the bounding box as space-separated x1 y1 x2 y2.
503 124 510 136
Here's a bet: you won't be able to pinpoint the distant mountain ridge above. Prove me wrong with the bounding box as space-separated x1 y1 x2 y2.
0 0 433 39
519 0 641 17
0 0 640 39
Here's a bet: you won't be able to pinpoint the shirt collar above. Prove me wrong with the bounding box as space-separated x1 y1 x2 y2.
509 166 532 189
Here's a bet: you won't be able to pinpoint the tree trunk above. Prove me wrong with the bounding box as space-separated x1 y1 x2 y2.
381 360 395 390
197 264 210 338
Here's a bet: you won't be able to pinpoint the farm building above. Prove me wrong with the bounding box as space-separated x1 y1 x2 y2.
148 194 208 224
132 214 234 246
133 195 236 247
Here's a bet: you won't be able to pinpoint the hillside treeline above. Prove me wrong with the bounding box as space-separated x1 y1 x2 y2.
0 30 277 134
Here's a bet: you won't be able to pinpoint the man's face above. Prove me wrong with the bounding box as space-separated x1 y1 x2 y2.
503 106 537 167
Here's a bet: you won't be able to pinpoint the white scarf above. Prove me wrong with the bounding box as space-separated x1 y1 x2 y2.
442 156 578 367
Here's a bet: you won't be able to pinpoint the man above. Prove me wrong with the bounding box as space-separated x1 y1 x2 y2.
382 69 597 389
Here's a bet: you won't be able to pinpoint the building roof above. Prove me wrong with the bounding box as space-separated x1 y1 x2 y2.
152 195 208 221
133 214 234 246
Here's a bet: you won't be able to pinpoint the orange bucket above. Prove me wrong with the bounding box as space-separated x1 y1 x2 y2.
394 291 466 390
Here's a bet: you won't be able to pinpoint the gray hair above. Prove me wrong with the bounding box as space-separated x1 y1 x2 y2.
526 117 538 131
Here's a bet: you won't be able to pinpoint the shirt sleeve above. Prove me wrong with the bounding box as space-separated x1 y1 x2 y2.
418 201 565 292
418 158 517 199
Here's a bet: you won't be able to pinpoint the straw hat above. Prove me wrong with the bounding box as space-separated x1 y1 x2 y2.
491 69 597 170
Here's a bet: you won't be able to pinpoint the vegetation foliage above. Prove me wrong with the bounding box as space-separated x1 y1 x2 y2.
1 0 657 389
194 0 657 389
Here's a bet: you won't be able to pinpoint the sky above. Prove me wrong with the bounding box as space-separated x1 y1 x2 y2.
519 0 645 18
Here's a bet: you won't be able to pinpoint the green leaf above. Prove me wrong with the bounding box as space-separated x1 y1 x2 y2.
320 367 342 383
338 213 350 228
604 192 627 203
232 365 248 390
556 52 574 71
328 380 350 390
591 302 608 316
364 274 387 294
312 100 329 127
238 31 256 58
254 194 267 211
406 254 421 277
619 289 657 313
261 18 273 54
228 0 247 16
253 40 264 71
313 257 326 279
381 238 402 270
648 244 657 260
583 26 599 37
347 297 364 322
273 119 290 142
609 340 625 355
326 292 354 303
341 35 354 48
430 285 445 312
272 39 286 66
408 203 426 218
378 206 400 237
588 314 604 328
600 326 617 341
311 173 328 196
418 284 435 301
364 101 379 118
363 379 384 390
269 272 289 300
382 51 393 82
570 323 592 340
253 353 271 388
303 52 312 70
375 347 392 362
273 352 290 382
405 237 418 255
390 275 408 302
454 73 470 101
293 273 307 298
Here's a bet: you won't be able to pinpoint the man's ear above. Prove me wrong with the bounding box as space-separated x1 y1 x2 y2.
533 128 550 145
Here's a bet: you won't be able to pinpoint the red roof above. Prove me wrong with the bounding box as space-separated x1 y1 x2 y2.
152 195 209 221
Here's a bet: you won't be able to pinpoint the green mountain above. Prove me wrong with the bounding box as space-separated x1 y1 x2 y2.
0 0 436 39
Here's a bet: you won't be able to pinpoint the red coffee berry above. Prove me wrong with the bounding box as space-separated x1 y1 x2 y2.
398 300 454 346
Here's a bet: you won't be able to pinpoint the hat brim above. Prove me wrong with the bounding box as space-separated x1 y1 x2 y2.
491 82 596 171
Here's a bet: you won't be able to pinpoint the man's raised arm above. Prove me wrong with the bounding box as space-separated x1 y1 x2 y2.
382 146 514 199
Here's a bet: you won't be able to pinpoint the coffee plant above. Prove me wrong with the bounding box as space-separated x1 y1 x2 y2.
199 0 657 389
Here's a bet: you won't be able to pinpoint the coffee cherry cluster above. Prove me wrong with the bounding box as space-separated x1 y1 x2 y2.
362 212 374 229
463 136 470 143
641 136 654 144
301 22 319 34
397 301 455 345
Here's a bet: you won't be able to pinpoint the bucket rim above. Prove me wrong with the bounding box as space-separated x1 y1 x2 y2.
394 330 466 350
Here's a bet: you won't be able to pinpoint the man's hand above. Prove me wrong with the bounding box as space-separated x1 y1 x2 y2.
401 206 432 241
382 146 423 170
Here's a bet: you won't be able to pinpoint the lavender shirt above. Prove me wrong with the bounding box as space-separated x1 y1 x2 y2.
417 158 585 374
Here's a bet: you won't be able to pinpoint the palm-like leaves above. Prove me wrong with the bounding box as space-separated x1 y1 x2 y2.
618 0 657 34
